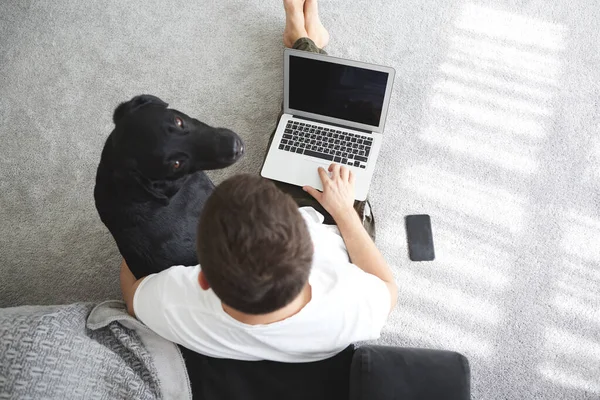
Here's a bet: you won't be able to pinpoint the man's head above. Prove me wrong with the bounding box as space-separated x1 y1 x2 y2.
197 174 313 315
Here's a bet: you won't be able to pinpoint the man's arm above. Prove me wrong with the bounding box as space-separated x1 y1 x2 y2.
303 164 398 312
334 211 397 309
120 259 146 317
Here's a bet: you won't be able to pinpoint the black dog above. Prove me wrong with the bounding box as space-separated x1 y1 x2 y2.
94 95 244 279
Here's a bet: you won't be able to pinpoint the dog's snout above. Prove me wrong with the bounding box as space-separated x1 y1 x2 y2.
234 138 244 157
214 131 244 166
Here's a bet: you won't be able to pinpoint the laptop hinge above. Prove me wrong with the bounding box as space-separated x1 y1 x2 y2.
292 115 372 134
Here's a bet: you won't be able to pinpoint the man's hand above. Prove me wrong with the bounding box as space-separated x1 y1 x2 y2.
303 163 356 222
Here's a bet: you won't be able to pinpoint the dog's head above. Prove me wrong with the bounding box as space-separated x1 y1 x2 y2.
110 95 244 180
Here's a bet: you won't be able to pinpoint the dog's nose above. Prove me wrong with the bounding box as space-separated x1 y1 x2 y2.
234 139 245 157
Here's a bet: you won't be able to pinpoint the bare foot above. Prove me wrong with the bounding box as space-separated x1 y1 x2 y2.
283 0 308 48
304 0 329 48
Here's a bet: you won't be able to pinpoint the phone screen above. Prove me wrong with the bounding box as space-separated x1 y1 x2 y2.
405 214 435 261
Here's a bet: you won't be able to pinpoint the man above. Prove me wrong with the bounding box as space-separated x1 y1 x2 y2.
120 0 397 362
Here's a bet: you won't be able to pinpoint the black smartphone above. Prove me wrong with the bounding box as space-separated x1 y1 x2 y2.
405 214 435 261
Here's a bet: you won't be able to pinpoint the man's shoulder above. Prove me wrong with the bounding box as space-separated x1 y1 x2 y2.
136 264 205 303
309 259 366 298
155 264 201 280
310 259 387 300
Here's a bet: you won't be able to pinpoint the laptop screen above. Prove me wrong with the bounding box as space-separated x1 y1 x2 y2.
288 55 390 127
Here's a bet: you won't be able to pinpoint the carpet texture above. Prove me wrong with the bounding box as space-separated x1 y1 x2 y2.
1 0 599 399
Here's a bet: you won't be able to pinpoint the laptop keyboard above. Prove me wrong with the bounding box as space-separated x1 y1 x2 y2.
278 120 373 169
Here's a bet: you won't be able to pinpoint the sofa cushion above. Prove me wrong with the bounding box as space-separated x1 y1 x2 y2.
349 346 470 400
179 344 354 400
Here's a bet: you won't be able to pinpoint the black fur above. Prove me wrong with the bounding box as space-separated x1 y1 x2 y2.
95 95 244 279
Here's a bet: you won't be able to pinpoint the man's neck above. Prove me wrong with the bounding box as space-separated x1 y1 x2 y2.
222 283 312 325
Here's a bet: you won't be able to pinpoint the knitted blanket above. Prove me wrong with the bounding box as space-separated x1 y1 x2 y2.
0 301 191 400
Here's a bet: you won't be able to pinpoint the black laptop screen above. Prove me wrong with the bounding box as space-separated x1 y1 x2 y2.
288 55 389 127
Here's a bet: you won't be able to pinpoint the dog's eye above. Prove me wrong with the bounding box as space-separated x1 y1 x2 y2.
175 117 184 128
173 161 181 170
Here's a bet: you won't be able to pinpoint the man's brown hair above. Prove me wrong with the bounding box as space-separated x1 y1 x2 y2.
197 174 313 315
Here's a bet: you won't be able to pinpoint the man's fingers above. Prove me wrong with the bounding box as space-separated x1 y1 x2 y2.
341 165 350 181
349 169 355 185
330 163 341 177
303 185 322 201
317 167 330 183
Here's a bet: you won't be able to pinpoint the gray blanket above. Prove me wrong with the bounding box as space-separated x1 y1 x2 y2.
0 301 192 400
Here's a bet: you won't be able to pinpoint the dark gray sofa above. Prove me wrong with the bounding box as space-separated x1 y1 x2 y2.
179 344 471 400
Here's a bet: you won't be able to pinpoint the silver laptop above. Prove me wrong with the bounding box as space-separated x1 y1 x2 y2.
261 49 395 201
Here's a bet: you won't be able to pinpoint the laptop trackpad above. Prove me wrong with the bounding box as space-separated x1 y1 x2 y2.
261 150 369 201
290 159 328 192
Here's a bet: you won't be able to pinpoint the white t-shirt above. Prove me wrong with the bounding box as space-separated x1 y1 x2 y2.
133 207 390 362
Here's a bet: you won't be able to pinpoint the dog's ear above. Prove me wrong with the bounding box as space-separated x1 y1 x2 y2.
129 171 170 205
113 162 170 205
113 95 169 124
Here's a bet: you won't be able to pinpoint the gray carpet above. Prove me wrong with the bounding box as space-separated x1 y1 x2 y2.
1 0 599 398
